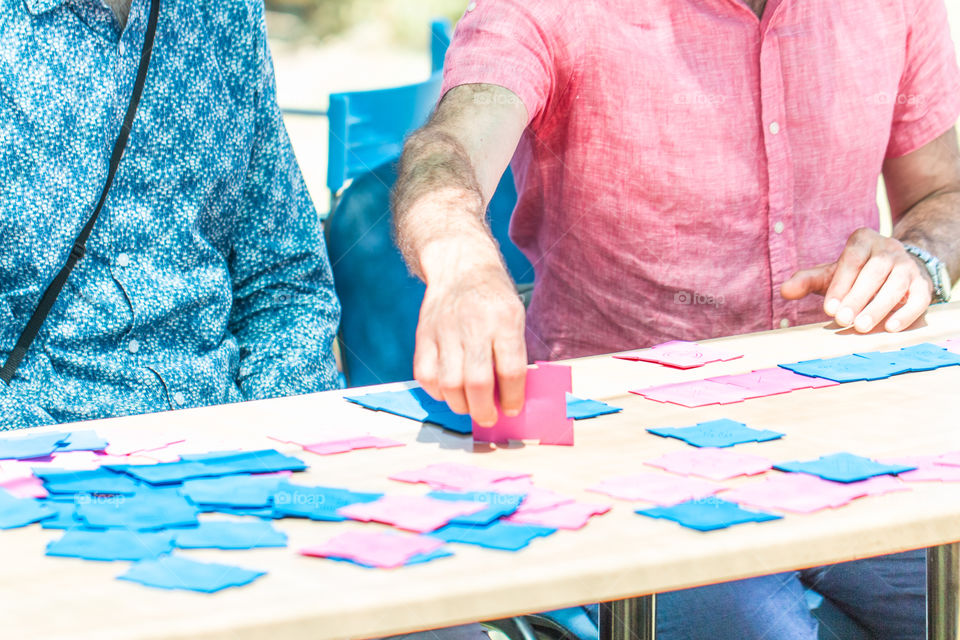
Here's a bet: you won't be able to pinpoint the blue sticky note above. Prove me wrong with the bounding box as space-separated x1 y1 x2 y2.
179 475 284 508
329 548 454 569
107 461 215 486
891 343 960 372
566 395 622 420
774 452 916 483
197 505 278 519
76 492 199 530
647 418 784 448
173 520 287 550
111 450 307 486
426 491 526 525
0 489 55 529
779 355 896 382
345 387 473 434
46 529 174 561
271 481 383 521
55 430 109 453
39 500 83 529
637 498 781 531
430 521 556 551
0 431 69 460
117 555 266 593
36 468 141 495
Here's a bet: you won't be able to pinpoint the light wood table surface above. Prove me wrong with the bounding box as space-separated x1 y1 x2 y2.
2 304 960 640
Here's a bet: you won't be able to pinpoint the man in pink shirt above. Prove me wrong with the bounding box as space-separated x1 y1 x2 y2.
393 0 959 636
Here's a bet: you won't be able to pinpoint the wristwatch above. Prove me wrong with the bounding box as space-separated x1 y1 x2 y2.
901 243 952 303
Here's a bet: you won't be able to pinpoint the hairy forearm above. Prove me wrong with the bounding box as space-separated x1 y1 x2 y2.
393 127 502 281
894 187 960 281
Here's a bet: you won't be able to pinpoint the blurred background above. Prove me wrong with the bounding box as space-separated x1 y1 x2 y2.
268 0 960 216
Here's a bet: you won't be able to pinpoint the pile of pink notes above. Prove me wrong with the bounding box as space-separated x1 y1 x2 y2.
615 340 742 369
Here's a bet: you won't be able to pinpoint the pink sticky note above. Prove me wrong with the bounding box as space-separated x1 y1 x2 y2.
615 341 743 369
300 531 444 569
472 363 574 446
937 338 960 355
850 474 910 496
646 448 772 480
588 472 723 505
390 463 531 492
338 495 486 533
631 379 749 407
935 451 960 468
880 455 960 482
514 487 576 513
720 473 867 513
305 436 404 456
506 501 611 530
0 475 47 499
708 367 838 397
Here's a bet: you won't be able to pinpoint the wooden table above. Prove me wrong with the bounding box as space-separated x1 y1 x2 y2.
2 304 960 640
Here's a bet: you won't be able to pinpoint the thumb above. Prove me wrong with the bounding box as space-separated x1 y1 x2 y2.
780 263 836 300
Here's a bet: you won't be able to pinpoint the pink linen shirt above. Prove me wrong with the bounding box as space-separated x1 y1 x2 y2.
441 0 960 362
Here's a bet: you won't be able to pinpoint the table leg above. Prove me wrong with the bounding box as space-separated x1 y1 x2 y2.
599 595 655 640
928 543 960 640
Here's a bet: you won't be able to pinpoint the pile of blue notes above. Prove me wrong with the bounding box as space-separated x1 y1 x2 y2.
780 342 960 383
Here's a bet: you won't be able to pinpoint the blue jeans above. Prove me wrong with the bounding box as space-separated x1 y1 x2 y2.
656 550 927 640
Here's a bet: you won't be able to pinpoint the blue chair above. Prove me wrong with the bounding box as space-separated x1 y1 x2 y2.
431 17 451 73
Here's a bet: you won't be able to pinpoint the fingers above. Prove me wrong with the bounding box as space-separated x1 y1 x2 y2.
823 230 873 319
413 332 440 399
833 254 896 327
885 273 932 333
493 331 527 417
462 340 497 426
780 263 836 300
850 263 912 332
436 335 468 415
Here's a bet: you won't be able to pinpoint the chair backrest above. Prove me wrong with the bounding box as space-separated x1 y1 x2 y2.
326 161 531 387
430 18 452 73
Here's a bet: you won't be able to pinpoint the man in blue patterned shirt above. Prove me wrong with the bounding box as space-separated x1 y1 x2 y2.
0 0 341 429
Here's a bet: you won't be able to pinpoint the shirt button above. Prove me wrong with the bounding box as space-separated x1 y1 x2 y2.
769 121 781 135
118 42 125 56
466 1 476 10
779 318 791 329
773 221 785 234
117 253 130 267
173 392 186 406
127 339 140 354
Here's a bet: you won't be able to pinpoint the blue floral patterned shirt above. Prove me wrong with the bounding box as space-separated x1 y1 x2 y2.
0 0 340 430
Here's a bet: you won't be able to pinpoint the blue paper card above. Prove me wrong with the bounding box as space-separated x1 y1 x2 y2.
271 481 383 521
636 498 781 531
426 491 525 525
779 355 895 383
345 387 474 434
117 555 266 593
647 419 784 448
198 505 278 519
46 529 174 561
0 489 55 529
0 431 68 460
773 452 916 483
173 520 287 550
36 468 141 496
565 395 623 420
111 450 307 486
56 430 109 453
890 343 960 372
430 521 556 551
39 500 83 529
76 492 199 530
179 475 284 508
329 548 454 569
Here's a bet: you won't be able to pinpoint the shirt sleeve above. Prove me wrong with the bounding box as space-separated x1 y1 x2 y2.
227 7 341 401
885 0 960 158
440 0 565 127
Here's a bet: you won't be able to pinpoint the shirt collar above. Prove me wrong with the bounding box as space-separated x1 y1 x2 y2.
24 0 71 16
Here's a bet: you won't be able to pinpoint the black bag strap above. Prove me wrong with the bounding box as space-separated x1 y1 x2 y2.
0 0 161 384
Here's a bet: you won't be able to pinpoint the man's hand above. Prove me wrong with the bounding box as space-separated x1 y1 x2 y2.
781 227 933 333
414 240 526 426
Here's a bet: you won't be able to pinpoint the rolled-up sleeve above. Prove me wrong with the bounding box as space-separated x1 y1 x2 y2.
885 0 960 158
227 7 341 401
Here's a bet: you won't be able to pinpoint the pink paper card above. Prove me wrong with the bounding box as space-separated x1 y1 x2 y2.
588 472 723 505
850 474 910 496
720 473 866 513
390 463 532 492
514 487 576 513
631 380 749 407
935 451 960 468
0 475 47 499
880 455 960 482
645 448 772 480
708 367 838 397
300 531 444 569
937 338 960 355
506 501 611 530
305 436 405 456
614 340 743 369
337 495 486 533
472 363 574 446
